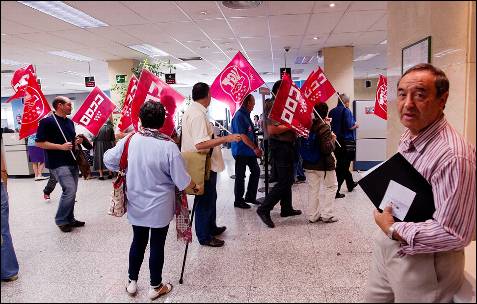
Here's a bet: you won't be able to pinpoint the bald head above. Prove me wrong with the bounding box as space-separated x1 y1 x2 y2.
53 96 73 116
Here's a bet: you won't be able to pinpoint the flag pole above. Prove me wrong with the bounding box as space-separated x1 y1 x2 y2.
51 112 77 161
312 107 341 148
210 119 232 135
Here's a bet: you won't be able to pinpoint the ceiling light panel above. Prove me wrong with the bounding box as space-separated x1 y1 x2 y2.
174 62 197 71
128 44 170 57
353 53 379 62
1 59 25 65
17 1 108 28
49 50 93 62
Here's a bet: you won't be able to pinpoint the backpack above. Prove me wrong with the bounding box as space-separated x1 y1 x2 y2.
299 131 320 164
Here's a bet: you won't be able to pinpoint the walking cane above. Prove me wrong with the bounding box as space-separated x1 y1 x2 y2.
179 200 197 284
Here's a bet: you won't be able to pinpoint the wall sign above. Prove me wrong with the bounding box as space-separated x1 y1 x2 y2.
165 73 176 84
116 74 126 84
402 36 431 75
85 76 95 87
280 67 291 79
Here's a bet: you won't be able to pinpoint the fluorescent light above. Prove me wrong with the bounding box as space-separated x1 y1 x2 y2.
1 33 6 36
353 53 379 62
18 1 108 28
49 50 93 62
63 81 84 86
329 3 336 7
128 44 170 57
61 70 84 76
1 59 25 65
174 62 197 71
313 37 318 40
379 40 387 45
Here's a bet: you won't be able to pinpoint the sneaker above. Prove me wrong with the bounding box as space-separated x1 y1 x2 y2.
245 199 261 205
126 279 137 296
234 201 251 209
58 224 72 233
280 209 302 217
1 275 18 282
98 176 105 180
148 282 173 300
257 209 275 228
43 193 51 201
71 220 85 227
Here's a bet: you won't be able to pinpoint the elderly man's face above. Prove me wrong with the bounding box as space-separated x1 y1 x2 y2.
59 100 73 115
397 70 447 135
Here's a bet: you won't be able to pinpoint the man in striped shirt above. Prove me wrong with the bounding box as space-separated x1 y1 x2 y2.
366 63 476 302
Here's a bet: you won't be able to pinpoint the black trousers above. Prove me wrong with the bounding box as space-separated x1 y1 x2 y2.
334 147 354 192
233 155 260 203
258 139 295 213
128 224 169 286
43 174 58 195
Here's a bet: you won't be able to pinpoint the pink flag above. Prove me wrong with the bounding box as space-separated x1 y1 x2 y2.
301 67 336 104
71 87 117 136
130 69 185 132
18 71 52 139
374 75 387 120
6 64 36 103
118 75 138 132
210 51 264 116
268 74 314 137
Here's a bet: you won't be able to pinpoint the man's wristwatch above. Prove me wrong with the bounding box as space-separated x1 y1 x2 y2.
386 226 396 240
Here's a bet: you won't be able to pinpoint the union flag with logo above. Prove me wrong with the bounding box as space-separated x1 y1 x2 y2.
17 71 52 139
301 67 336 104
210 51 264 116
118 75 138 132
374 75 387 120
6 64 37 103
130 69 185 133
268 74 314 137
71 87 117 136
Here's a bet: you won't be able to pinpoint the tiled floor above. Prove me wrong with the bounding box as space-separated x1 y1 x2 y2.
1 149 376 303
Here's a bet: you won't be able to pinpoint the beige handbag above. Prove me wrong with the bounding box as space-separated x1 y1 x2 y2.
180 151 208 195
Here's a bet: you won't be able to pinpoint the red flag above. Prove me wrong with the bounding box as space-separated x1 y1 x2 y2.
118 75 138 132
301 67 336 104
18 72 52 139
210 51 264 116
130 69 185 132
6 64 36 103
268 74 314 137
374 75 387 120
71 87 117 136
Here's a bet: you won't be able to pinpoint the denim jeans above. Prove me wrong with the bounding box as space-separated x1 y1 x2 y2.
1 182 19 280
194 171 218 244
43 174 58 195
49 165 79 226
293 153 305 180
128 225 169 287
233 155 260 203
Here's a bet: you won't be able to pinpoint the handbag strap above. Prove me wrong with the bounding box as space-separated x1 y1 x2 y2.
119 134 134 171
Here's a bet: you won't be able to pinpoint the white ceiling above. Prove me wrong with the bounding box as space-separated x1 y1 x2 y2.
1 1 387 97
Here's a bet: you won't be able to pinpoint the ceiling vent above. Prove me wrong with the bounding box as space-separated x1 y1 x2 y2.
291 68 304 74
222 1 263 9
259 71 273 75
177 56 202 61
1 69 15 74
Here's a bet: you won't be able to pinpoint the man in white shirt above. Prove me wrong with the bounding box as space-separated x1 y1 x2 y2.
181 82 242 247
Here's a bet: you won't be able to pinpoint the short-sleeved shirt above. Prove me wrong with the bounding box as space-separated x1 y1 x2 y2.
231 107 256 157
27 134 37 146
329 103 356 141
180 101 225 172
264 98 296 143
36 114 76 169
103 134 191 228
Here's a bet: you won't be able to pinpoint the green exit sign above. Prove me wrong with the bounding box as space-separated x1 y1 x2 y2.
116 74 126 83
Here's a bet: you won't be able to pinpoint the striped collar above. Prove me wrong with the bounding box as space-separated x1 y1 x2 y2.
401 115 447 153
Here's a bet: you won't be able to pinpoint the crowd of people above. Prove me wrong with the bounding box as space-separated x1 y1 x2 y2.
1 64 475 303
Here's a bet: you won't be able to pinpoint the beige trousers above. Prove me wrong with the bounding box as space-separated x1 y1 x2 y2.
365 229 465 303
305 170 337 222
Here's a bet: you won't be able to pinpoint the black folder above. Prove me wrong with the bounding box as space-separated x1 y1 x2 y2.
358 152 435 222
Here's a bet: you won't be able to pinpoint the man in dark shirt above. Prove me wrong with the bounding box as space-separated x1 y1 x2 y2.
36 96 85 233
231 94 262 209
256 80 302 228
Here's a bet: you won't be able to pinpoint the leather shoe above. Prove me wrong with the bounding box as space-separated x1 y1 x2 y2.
348 182 358 192
58 224 72 233
257 209 275 228
213 226 227 236
234 201 251 209
335 192 345 199
71 220 85 227
280 209 302 217
200 237 225 247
